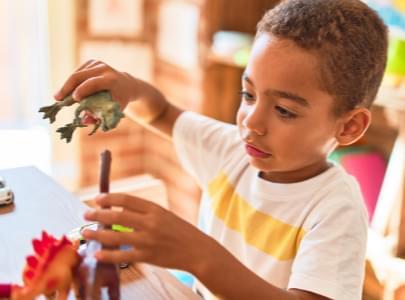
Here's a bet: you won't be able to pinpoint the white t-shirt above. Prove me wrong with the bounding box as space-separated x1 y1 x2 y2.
173 111 368 300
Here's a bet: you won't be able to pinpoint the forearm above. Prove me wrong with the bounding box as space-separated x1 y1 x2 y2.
124 74 182 138
192 239 316 300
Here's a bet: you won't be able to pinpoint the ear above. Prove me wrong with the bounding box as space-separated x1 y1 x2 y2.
335 107 371 146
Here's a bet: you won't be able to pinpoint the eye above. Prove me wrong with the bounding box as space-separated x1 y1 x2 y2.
239 91 255 103
275 106 297 119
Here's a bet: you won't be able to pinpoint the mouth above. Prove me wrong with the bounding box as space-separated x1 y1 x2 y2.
81 111 100 125
245 143 272 159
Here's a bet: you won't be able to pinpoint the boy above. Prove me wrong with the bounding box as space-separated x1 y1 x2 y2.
55 0 388 299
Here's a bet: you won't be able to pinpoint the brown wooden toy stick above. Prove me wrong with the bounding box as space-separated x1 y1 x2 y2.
76 150 120 300
99 150 111 194
99 150 112 231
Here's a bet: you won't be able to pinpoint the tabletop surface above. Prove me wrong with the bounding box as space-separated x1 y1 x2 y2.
0 166 200 300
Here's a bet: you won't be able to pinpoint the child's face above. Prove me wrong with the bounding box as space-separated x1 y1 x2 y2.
237 33 342 183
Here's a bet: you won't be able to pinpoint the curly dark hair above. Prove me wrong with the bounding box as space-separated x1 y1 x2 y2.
257 0 388 115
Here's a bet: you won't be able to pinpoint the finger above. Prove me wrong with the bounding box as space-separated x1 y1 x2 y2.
78 60 107 74
95 193 157 214
81 229 137 247
84 208 144 229
74 59 98 72
72 75 110 100
54 65 106 100
82 229 152 252
95 248 145 264
85 60 108 70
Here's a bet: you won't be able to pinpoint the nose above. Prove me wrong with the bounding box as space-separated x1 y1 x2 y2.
242 104 267 136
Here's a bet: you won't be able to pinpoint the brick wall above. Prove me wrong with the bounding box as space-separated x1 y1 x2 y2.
78 118 145 187
142 131 201 223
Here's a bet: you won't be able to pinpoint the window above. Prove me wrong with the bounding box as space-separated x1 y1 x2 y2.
0 0 51 172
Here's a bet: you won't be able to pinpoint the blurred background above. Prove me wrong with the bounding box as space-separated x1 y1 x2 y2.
0 0 404 299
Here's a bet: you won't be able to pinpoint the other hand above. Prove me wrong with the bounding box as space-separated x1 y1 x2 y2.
82 193 218 274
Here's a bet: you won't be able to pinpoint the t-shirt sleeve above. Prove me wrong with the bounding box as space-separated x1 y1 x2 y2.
287 194 368 300
172 111 240 186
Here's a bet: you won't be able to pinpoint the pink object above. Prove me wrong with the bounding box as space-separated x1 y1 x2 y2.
341 152 386 222
0 284 11 297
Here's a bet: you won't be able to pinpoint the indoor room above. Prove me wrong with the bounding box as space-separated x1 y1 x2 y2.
0 0 404 299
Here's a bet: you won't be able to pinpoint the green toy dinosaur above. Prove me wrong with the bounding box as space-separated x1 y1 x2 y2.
39 91 124 143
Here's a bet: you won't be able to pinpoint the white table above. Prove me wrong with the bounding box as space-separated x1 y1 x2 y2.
0 166 200 300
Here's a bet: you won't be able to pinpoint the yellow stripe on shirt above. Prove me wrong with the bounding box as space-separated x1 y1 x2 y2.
208 172 306 261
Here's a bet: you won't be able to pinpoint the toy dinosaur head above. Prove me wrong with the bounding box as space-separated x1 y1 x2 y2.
81 97 124 132
99 102 125 131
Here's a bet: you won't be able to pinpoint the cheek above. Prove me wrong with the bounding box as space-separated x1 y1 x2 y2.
288 126 335 157
275 123 325 151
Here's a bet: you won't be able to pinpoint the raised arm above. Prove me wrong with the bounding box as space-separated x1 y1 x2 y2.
54 60 183 139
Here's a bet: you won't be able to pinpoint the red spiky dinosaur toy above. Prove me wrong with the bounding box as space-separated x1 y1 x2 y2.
0 231 81 300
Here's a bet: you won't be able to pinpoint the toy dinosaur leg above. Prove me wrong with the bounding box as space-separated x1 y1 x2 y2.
8 286 34 300
55 289 69 300
56 122 85 143
72 274 81 300
38 96 76 124
75 109 82 120
61 95 76 107
17 286 40 300
89 120 101 136
45 292 56 300
54 269 75 300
